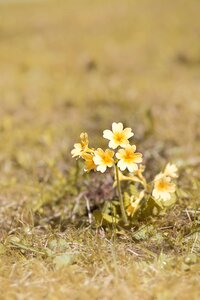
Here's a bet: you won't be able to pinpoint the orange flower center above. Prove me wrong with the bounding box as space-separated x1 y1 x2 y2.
102 154 112 164
123 151 135 162
157 180 169 191
114 132 124 143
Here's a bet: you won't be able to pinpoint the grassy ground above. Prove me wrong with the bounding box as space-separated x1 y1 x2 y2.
0 0 200 299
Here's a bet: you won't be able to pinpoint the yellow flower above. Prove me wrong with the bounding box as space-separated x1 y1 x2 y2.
82 153 96 172
152 175 176 201
116 145 143 172
103 122 134 149
164 163 178 178
71 132 89 158
93 148 115 173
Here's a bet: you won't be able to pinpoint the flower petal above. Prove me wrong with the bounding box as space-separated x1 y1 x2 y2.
133 153 143 163
93 156 101 165
120 140 130 148
123 128 134 139
112 122 123 132
108 140 118 149
71 143 82 157
118 160 126 171
103 130 113 140
161 192 171 201
116 149 124 159
105 149 114 157
97 165 106 173
128 163 138 172
152 189 160 199
164 163 178 178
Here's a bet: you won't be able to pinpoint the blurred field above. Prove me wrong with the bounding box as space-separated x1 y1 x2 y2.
0 0 200 299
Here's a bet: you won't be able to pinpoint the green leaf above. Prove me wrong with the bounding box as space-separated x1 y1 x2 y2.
93 210 103 226
139 196 163 219
93 209 120 226
48 239 58 251
132 225 154 241
124 192 131 208
129 184 139 197
53 254 75 270
102 213 119 224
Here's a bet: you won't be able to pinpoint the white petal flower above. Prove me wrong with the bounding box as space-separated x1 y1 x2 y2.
164 163 178 178
71 143 83 158
93 148 115 173
152 175 176 201
116 145 142 172
71 132 89 158
103 122 134 149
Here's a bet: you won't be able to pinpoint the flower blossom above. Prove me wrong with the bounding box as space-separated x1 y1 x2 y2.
82 153 96 172
71 132 89 158
116 145 142 172
152 175 176 201
103 122 134 149
164 163 178 178
93 148 115 173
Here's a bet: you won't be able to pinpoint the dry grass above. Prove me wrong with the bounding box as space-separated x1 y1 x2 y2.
0 0 200 299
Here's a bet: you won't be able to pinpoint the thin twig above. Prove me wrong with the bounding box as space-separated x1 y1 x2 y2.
159 226 173 230
127 248 140 256
191 232 199 253
185 208 192 223
9 241 45 255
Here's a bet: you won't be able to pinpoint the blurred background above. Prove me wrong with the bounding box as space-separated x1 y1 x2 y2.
0 0 200 184
0 2 200 298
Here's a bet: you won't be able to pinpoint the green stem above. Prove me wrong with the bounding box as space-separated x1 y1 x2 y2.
115 164 129 225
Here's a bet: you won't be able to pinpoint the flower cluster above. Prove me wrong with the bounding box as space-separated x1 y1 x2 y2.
71 122 143 174
71 122 179 225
